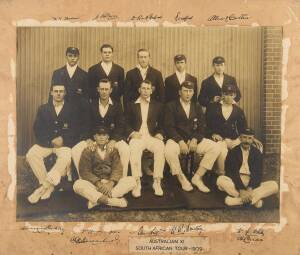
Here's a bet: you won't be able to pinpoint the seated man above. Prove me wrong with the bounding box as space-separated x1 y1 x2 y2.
216 128 278 208
73 126 137 209
72 78 130 177
26 84 79 204
125 80 165 197
164 81 221 193
205 84 247 175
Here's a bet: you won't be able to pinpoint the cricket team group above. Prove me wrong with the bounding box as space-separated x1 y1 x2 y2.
25 44 278 210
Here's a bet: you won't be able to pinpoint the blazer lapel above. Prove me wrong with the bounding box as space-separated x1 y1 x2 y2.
98 62 108 78
63 66 71 82
147 101 155 124
174 73 181 87
134 103 142 127
48 103 58 120
176 100 189 120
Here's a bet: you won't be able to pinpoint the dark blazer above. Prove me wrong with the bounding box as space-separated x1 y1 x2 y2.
125 99 164 139
164 100 206 143
205 102 247 139
124 66 165 108
225 145 263 190
51 65 90 140
165 73 198 103
33 101 79 148
198 73 241 107
90 99 125 141
51 65 89 103
88 62 125 102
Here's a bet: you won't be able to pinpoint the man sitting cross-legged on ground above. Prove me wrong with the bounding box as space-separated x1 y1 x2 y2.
26 84 79 204
164 81 221 193
73 126 137 209
216 128 278 208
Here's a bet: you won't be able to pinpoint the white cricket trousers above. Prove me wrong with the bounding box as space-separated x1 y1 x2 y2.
129 136 165 179
216 175 279 205
73 177 137 204
26 144 71 186
165 138 220 176
216 138 241 175
72 140 130 177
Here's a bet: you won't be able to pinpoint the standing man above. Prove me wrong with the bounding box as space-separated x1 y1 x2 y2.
72 79 130 177
125 80 165 198
51 47 90 142
164 81 220 193
165 54 198 103
198 56 241 109
73 126 137 209
26 84 79 204
88 44 125 102
205 84 247 175
216 128 278 208
124 49 164 110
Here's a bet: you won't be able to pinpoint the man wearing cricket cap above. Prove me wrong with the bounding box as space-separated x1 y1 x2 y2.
198 56 241 108
165 54 198 103
73 126 137 209
216 128 278 208
205 83 247 175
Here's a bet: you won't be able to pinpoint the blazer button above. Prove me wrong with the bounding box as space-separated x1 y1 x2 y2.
54 130 58 133
54 121 58 124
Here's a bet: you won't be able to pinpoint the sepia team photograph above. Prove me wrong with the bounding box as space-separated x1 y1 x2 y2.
16 26 281 222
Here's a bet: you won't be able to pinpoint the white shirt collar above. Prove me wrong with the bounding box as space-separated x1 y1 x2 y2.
66 63 77 70
135 96 151 104
53 100 64 107
101 61 113 67
99 97 113 106
175 70 186 77
180 98 191 106
137 64 149 71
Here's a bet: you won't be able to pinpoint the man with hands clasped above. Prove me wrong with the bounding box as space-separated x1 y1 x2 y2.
216 128 278 208
73 126 137 209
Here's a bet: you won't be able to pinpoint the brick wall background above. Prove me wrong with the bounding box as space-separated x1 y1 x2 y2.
262 27 282 154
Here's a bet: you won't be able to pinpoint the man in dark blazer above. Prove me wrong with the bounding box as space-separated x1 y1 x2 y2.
123 49 165 110
88 44 125 102
198 56 241 108
164 81 220 193
205 84 247 175
51 47 90 142
72 79 130 177
26 84 79 204
216 128 278 208
125 80 165 198
165 54 198 103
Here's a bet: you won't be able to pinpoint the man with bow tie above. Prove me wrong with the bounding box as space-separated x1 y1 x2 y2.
125 80 165 197
123 49 165 111
72 78 130 177
165 54 198 103
164 81 221 193
26 84 80 204
88 44 125 102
